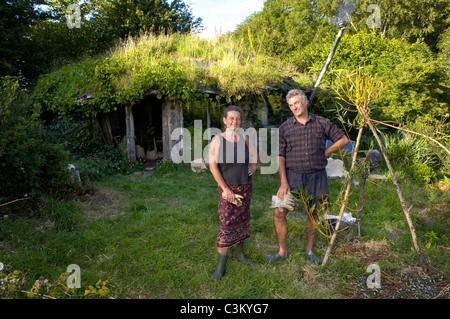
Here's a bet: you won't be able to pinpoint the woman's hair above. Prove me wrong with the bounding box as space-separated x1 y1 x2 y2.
222 105 243 119
286 89 309 106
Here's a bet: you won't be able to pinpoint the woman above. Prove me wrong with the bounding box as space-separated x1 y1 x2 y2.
208 105 258 280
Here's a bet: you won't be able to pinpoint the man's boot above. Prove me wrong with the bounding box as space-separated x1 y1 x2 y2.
211 253 228 281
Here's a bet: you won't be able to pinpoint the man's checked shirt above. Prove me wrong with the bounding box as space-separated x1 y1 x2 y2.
278 114 345 172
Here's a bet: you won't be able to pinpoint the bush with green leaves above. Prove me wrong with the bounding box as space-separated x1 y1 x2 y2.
0 76 73 200
409 163 437 185
234 1 449 133
314 31 448 130
70 145 145 182
382 130 447 181
44 115 144 182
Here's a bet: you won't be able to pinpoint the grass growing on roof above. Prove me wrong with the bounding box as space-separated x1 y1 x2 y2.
33 32 295 118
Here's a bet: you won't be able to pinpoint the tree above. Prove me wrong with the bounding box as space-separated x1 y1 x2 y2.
1 0 203 85
40 0 203 67
87 0 202 43
0 76 70 198
0 0 48 83
358 0 449 51
233 1 449 133
233 0 336 67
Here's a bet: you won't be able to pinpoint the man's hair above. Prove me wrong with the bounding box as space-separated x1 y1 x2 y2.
223 105 243 119
286 89 309 106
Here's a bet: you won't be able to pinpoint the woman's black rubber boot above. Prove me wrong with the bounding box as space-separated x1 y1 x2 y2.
234 243 254 264
211 253 228 281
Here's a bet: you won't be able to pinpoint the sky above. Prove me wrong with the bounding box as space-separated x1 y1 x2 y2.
187 0 265 38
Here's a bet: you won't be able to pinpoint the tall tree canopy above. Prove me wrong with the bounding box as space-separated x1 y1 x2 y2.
0 0 203 85
232 0 449 129
0 0 49 84
234 0 449 62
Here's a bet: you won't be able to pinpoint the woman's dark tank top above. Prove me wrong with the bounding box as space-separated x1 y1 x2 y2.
218 134 250 185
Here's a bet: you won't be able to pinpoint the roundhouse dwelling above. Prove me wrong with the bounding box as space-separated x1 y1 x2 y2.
33 33 306 163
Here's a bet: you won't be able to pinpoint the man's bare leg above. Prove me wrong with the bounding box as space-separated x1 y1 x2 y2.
305 212 322 264
305 212 318 253
273 207 289 257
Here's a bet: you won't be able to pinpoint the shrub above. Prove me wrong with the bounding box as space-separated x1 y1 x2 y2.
409 163 437 185
69 144 145 182
0 77 73 199
44 116 144 182
383 131 442 169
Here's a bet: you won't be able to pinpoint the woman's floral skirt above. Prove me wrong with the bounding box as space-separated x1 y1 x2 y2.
216 181 252 248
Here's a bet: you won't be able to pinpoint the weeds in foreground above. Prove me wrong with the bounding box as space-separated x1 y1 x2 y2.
0 267 114 299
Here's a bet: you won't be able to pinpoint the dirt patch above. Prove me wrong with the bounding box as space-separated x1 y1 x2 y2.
336 240 449 299
414 203 450 225
344 271 449 299
335 239 394 264
436 181 449 192
81 188 129 219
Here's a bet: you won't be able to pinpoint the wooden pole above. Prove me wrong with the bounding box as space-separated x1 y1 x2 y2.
356 164 369 237
206 99 211 144
322 123 364 266
125 104 136 160
346 159 370 238
363 112 430 272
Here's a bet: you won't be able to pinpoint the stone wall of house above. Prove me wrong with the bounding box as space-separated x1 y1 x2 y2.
236 96 269 129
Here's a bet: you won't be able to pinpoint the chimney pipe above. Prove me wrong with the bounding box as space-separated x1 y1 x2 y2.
309 21 347 107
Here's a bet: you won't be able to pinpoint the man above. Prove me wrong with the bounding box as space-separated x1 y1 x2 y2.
267 89 349 264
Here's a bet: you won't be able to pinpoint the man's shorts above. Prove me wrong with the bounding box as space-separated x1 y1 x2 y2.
286 168 329 213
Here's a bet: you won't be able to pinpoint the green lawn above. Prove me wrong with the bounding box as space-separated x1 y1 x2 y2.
1 162 449 299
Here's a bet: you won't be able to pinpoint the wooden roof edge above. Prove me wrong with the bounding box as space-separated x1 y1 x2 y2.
76 81 306 104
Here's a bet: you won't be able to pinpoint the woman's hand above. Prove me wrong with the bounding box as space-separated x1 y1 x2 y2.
222 187 235 204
